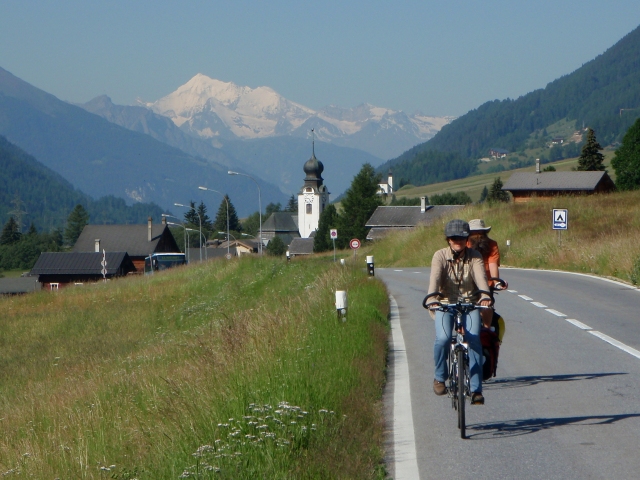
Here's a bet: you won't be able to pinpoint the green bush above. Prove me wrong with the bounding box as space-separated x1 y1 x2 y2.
630 255 640 285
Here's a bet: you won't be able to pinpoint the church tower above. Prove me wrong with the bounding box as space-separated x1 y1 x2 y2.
298 136 330 238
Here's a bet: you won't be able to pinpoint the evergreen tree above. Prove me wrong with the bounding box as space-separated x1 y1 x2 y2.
612 118 640 191
479 185 489 203
266 236 286 256
183 201 199 227
197 201 212 230
265 202 282 216
314 204 339 253
212 195 242 234
63 204 89 245
486 177 510 203
0 217 21 245
577 128 605 171
285 195 298 212
430 191 472 205
335 163 383 248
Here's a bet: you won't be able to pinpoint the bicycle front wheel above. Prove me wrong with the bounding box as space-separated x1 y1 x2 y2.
457 348 466 439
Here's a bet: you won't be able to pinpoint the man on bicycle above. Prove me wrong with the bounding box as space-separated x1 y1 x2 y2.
426 219 492 405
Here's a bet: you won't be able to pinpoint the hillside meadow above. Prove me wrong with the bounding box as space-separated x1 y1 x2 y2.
0 257 389 478
368 189 640 284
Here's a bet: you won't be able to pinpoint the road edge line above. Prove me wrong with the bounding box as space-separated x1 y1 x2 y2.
389 295 420 479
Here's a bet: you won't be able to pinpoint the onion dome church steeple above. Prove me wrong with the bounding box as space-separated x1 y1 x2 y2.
298 130 330 238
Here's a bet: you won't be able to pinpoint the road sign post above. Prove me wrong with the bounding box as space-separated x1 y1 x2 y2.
349 238 360 262
553 209 568 246
330 229 338 262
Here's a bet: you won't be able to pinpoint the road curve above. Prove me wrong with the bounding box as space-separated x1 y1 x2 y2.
379 267 640 480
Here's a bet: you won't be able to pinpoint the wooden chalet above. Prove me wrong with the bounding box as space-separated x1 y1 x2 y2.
502 171 616 203
72 217 180 271
30 252 136 290
288 238 314 257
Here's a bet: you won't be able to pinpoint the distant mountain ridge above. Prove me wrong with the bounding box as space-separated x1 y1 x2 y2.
0 66 287 216
143 74 453 160
79 95 386 197
380 23 640 185
0 135 165 230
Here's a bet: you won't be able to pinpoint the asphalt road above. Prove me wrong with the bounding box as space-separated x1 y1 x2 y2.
378 267 640 480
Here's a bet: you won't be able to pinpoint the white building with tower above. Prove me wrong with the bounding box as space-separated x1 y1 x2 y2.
297 144 330 238
378 169 393 195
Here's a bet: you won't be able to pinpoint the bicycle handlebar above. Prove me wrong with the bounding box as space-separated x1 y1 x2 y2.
490 277 507 290
422 290 492 310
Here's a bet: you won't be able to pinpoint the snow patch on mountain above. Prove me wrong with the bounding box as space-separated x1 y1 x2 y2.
144 74 454 159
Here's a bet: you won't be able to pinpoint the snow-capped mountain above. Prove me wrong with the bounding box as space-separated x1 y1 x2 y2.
144 74 453 160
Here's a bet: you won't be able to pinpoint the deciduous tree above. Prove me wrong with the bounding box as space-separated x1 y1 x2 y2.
612 118 640 191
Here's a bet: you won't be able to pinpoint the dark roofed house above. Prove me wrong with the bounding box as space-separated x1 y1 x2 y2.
30 252 136 290
261 212 300 246
502 171 615 203
0 276 41 296
72 217 180 271
365 197 464 240
288 238 314 257
489 148 509 159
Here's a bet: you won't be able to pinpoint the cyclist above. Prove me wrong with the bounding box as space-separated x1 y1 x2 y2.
426 219 492 405
466 219 508 329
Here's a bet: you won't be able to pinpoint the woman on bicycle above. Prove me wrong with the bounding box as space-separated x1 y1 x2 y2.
426 219 492 405
466 218 508 329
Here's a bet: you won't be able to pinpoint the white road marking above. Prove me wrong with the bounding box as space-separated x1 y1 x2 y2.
531 301 548 308
389 296 420 479
546 309 566 317
566 319 592 330
589 331 640 360
413 272 422 274
507 289 518 293
518 295 533 301
394 269 404 272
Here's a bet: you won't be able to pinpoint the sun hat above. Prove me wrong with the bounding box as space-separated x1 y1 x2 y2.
468 218 491 232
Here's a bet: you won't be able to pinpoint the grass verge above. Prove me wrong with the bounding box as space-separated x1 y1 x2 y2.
0 256 389 478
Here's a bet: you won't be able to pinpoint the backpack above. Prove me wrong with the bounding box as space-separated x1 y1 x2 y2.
481 311 504 381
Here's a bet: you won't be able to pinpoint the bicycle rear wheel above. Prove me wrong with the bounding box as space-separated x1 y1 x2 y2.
457 349 466 439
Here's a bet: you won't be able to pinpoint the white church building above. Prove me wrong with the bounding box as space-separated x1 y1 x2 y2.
297 146 330 238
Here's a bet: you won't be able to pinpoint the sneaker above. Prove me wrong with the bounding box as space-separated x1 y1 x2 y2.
471 392 484 405
433 379 447 396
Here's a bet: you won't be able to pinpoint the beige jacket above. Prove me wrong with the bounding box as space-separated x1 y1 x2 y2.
427 246 491 305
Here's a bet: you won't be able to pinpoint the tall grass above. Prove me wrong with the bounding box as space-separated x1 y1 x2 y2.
0 256 389 478
371 190 640 283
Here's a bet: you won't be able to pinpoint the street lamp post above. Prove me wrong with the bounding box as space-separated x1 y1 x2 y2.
228 171 262 255
198 186 229 258
175 203 202 262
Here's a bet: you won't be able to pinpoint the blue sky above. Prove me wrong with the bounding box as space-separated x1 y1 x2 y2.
1 1 639 117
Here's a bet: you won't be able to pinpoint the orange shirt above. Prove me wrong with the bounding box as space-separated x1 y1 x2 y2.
467 238 500 287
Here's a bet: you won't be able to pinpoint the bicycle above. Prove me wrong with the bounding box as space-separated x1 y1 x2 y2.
423 293 490 439
481 277 507 381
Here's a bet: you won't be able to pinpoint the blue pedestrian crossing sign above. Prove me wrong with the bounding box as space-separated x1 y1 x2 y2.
553 209 568 230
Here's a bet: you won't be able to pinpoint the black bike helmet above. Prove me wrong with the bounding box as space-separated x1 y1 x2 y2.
444 219 470 238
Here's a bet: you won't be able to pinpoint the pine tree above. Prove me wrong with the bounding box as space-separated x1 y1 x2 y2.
213 195 242 233
314 204 339 252
479 186 489 203
63 204 90 245
285 195 298 212
612 118 640 191
0 217 22 245
335 163 382 248
183 201 199 227
486 177 510 203
265 202 282 216
197 201 212 230
577 128 605 171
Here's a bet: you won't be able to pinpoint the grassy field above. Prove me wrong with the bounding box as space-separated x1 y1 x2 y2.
392 151 616 203
0 256 389 478
367 189 640 284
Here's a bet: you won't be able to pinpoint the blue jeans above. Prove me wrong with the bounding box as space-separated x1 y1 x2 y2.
434 309 483 393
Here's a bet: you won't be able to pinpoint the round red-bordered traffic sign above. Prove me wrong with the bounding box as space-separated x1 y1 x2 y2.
349 238 361 249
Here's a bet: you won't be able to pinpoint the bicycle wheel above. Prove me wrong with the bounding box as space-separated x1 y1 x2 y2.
457 348 466 439
449 347 457 410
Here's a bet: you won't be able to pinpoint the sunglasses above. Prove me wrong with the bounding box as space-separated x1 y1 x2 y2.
448 236 467 242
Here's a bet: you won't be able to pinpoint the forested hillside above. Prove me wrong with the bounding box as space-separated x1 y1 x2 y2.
380 24 640 185
0 135 165 231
